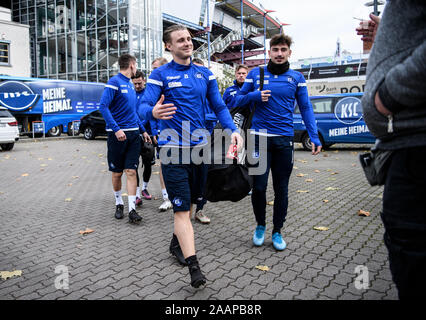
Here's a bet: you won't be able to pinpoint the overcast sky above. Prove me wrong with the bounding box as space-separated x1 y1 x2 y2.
256 0 385 62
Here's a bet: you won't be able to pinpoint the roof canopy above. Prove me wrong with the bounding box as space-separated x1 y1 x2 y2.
215 0 284 38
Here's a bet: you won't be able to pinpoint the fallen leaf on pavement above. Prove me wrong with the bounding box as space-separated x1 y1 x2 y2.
305 179 313 182
40 164 47 167
122 193 128 196
255 265 270 272
293 166 298 170
21 173 29 177
330 172 339 175
67 183 72 187
296 173 307 177
323 154 329 157
79 228 94 235
325 187 339 191
267 201 274 206
72 176 79 179
314 170 320 173
358 210 371 217
297 160 308 163
152 172 159 175
296 190 309 193
323 199 329 203
65 198 72 202
0 270 22 280
313 226 329 231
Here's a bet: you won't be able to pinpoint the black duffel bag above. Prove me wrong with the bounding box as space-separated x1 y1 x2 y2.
205 160 253 202
205 67 264 202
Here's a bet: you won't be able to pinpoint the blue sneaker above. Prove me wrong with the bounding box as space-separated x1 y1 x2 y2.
253 225 266 246
272 232 287 251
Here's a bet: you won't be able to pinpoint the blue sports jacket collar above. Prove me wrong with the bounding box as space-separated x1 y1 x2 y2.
118 72 131 81
170 59 192 71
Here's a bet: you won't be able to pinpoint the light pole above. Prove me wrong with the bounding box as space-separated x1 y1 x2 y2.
262 9 276 65
364 0 385 16
241 0 244 64
207 0 211 68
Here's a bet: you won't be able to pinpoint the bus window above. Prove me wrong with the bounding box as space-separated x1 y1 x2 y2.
311 98 333 113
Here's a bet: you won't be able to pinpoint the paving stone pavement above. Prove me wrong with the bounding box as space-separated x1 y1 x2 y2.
0 137 398 300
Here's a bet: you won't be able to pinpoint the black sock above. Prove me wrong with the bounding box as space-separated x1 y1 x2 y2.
171 233 179 246
272 228 281 235
185 255 198 266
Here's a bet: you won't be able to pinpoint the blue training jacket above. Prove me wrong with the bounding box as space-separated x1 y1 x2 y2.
99 73 145 133
137 89 159 136
234 67 321 146
138 60 237 147
223 80 255 111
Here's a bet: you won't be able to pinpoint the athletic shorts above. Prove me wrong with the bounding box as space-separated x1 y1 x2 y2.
161 162 207 213
107 130 141 173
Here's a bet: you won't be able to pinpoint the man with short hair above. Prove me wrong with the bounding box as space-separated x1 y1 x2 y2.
150 57 174 212
191 58 215 224
223 64 249 110
99 54 150 224
139 25 243 288
132 70 154 205
235 34 321 251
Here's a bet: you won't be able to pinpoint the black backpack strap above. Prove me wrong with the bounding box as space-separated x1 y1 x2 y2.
245 66 264 130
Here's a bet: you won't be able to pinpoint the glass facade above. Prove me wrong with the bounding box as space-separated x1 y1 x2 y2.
12 0 163 83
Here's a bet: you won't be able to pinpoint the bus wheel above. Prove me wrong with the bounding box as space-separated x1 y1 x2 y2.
47 126 62 137
1 143 14 151
83 127 95 140
302 133 328 151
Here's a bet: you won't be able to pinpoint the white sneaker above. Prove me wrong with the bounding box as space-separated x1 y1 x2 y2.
159 199 172 212
195 211 211 224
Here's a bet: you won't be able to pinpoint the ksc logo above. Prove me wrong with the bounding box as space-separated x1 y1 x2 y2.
0 81 39 111
334 97 363 125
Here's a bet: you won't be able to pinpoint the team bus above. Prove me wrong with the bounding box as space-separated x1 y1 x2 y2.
0 75 105 137
294 92 376 150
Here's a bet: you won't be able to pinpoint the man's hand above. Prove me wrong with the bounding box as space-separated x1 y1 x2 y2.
356 13 381 43
374 92 392 116
115 129 126 141
152 135 158 145
261 90 271 102
231 131 244 152
311 143 322 156
142 132 152 144
152 94 176 120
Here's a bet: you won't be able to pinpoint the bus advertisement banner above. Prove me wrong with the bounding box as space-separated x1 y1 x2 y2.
0 77 105 135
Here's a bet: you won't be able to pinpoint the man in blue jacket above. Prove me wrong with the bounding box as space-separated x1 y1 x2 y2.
99 54 150 224
132 70 155 205
139 25 243 288
223 64 249 110
235 34 322 251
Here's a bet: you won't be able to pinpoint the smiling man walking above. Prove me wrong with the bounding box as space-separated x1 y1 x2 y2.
139 25 243 288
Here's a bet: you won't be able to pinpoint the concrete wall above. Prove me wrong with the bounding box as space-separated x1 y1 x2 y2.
0 19 31 77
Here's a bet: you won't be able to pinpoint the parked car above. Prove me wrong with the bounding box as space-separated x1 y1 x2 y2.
78 110 107 140
0 107 19 151
294 93 375 150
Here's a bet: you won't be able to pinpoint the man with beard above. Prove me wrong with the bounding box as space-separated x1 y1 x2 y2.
235 34 322 251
